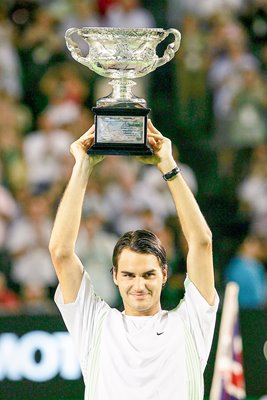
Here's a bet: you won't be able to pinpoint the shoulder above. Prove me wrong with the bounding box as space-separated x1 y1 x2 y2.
55 270 110 315
172 276 219 317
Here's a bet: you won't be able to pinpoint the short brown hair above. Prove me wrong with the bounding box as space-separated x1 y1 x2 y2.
112 230 167 274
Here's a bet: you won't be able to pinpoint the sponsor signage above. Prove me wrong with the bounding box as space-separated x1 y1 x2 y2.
0 315 84 400
0 331 81 382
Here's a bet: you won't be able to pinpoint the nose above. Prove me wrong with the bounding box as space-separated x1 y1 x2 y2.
133 277 146 292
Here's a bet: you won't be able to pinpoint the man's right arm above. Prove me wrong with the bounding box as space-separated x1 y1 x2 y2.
49 126 104 303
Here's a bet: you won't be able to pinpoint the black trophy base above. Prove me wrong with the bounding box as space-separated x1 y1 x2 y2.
87 143 153 156
89 106 152 156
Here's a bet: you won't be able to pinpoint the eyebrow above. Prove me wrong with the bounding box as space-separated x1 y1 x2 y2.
120 269 157 276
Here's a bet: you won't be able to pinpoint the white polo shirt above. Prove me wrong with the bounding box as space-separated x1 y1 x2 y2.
55 271 219 400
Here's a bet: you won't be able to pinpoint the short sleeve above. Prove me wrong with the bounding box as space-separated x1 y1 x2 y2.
174 276 219 370
54 271 110 380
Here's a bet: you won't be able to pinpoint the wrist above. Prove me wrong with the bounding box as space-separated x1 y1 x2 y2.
162 165 181 181
157 157 177 175
73 159 93 178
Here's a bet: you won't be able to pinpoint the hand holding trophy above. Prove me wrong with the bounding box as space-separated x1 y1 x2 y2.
65 27 181 155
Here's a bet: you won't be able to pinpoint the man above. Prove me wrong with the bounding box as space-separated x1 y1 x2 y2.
49 120 219 400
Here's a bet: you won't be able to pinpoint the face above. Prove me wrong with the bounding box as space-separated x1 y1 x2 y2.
113 248 167 316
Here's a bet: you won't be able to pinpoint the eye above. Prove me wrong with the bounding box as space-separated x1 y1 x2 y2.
143 272 155 279
122 273 134 278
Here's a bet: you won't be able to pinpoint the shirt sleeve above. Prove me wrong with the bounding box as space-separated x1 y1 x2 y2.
174 276 219 371
54 270 110 380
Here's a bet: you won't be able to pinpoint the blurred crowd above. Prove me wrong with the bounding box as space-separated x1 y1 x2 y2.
0 0 267 315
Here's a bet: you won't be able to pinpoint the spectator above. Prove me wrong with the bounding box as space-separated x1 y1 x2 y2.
260 43 267 76
174 14 209 133
58 0 100 55
105 0 155 28
226 62 267 176
208 22 257 123
0 170 18 239
0 92 31 193
20 284 57 315
76 208 119 307
23 112 74 191
39 62 94 136
0 91 32 135
156 223 185 310
5 192 57 291
0 272 21 315
0 128 27 194
239 0 267 57
102 158 165 235
167 0 244 26
0 5 22 98
237 143 267 238
230 63 267 147
224 235 267 308
18 6 64 114
208 24 259 175
97 0 116 18
0 171 18 277
40 62 88 107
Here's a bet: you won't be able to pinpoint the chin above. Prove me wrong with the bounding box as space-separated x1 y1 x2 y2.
134 302 154 313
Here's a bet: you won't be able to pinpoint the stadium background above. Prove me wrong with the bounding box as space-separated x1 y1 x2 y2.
0 0 266 399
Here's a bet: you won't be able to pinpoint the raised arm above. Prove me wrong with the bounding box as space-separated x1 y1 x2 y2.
49 125 104 303
139 120 215 305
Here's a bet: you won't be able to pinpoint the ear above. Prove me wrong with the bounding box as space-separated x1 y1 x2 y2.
112 267 118 286
162 265 168 285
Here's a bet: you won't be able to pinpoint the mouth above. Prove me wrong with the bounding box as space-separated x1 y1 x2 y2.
131 293 149 300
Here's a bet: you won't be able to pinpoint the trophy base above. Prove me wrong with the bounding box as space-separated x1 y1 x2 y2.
90 106 152 156
88 143 153 156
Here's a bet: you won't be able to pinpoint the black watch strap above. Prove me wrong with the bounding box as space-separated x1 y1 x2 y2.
162 166 181 181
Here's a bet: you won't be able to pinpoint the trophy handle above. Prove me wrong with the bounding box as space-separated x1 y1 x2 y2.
65 28 89 68
156 28 181 68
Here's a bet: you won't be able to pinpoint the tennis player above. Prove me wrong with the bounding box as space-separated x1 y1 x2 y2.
49 120 219 400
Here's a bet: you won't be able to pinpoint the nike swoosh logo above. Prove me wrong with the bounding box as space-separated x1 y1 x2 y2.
157 332 164 336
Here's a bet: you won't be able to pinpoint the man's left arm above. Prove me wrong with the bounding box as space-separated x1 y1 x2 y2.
139 120 215 305
163 168 215 305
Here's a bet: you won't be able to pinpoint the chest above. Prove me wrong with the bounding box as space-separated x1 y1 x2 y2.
100 312 186 373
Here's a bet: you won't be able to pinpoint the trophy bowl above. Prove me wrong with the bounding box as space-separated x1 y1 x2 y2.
65 27 181 80
65 27 181 155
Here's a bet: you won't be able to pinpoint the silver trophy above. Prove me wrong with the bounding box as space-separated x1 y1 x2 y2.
65 27 181 155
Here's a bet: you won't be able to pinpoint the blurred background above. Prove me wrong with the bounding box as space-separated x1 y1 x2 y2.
0 0 266 399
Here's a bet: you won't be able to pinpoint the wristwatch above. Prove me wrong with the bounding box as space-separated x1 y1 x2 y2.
162 166 181 181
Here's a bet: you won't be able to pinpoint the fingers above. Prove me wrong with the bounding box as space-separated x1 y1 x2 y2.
85 124 95 135
147 137 163 153
147 120 164 144
147 119 163 137
81 134 94 148
79 124 95 141
148 137 157 146
70 125 96 158
148 132 164 140
78 125 95 149
147 120 163 151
